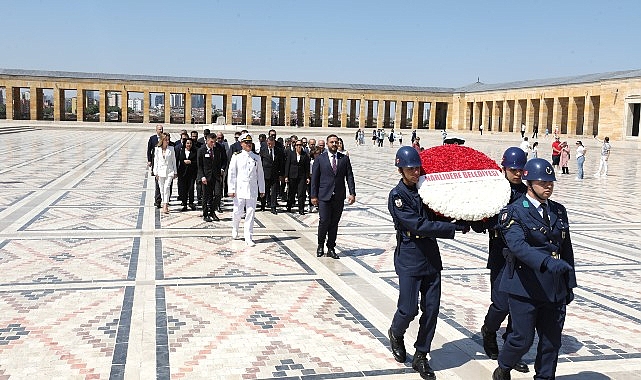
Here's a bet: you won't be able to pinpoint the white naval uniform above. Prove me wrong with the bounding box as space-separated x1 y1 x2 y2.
227 149 265 244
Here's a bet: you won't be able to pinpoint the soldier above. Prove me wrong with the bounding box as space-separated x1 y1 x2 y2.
477 147 529 374
492 158 577 380
387 146 469 380
227 133 265 247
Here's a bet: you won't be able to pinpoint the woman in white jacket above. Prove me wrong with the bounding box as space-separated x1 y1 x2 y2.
153 133 177 214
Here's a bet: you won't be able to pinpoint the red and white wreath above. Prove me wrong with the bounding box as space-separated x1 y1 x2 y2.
417 145 510 221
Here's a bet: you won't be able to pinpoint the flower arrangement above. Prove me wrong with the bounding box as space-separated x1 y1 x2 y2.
417 145 510 221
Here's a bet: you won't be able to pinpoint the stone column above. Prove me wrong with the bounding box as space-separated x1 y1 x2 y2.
224 94 233 125
121 89 129 123
551 97 561 131
429 102 437 130
341 98 348 128
99 89 107 123
53 88 61 121
359 97 367 128
538 98 547 135
411 100 419 129
278 94 292 127
567 96 577 135
244 95 251 126
377 99 384 129
6 87 14 120
502 100 510 133
164 91 171 124
264 96 271 127
303 95 310 127
583 95 593 136
143 90 150 123
320 97 328 128
185 92 192 125
492 101 501 131
77 88 85 122
29 86 37 120
204 93 212 124
394 101 402 130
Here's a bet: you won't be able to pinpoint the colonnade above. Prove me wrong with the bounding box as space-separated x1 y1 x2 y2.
0 79 451 130
466 95 601 136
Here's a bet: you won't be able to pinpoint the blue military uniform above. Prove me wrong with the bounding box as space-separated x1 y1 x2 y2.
483 182 527 332
497 194 577 379
388 179 458 353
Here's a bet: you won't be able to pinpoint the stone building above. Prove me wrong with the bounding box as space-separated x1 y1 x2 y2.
1 68 639 141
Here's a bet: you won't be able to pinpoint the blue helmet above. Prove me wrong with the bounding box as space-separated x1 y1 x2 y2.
395 146 422 168
522 158 556 181
501 147 527 169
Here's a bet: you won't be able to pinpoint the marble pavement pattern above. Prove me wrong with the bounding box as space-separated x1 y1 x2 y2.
0 127 640 379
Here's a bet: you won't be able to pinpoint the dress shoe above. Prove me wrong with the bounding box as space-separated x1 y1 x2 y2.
298 210 305 215
388 328 406 363
492 366 511 380
327 248 339 259
217 206 223 213
481 325 499 360
189 203 196 210
513 361 529 373
210 213 220 222
203 216 213 222
316 245 324 257
412 351 435 380
271 208 278 215
246 240 256 247
181 205 188 212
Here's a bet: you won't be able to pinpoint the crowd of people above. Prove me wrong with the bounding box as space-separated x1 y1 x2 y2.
147 125 356 250
148 123 594 379
513 124 612 181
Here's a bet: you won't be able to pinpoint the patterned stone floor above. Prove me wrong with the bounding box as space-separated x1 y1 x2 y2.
0 125 640 379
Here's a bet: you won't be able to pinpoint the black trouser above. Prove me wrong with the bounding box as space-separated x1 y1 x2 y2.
154 177 161 206
202 178 222 217
261 176 279 209
317 195 345 248
178 172 196 205
287 177 306 212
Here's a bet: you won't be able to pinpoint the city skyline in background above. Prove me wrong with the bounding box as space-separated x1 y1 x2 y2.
1 1 640 88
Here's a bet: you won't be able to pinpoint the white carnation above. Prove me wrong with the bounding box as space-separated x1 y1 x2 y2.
417 170 511 221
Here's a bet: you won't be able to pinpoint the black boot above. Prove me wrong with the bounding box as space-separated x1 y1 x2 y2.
492 366 511 380
481 325 499 360
316 245 324 257
387 328 406 363
412 351 435 380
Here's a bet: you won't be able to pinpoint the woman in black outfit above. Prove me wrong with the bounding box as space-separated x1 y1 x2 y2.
177 138 198 211
284 140 310 214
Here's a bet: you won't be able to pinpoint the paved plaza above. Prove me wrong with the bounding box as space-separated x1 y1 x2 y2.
0 124 640 380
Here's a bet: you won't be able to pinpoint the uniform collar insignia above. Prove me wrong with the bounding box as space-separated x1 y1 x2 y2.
394 198 403 208
522 200 530 208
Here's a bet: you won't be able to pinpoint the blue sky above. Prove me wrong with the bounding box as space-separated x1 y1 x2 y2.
3 0 640 88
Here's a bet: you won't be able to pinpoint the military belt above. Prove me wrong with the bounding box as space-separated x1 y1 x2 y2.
404 231 426 239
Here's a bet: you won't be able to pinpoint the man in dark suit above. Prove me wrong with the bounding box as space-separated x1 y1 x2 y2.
147 124 164 208
310 134 356 259
284 140 310 215
259 136 284 214
197 134 226 222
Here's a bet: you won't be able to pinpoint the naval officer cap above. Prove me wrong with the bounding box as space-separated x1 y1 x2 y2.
239 133 253 143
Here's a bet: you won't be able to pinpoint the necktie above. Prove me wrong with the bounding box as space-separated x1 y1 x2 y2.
541 203 550 226
269 148 273 160
332 154 337 173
